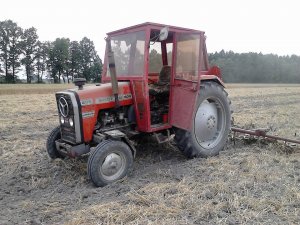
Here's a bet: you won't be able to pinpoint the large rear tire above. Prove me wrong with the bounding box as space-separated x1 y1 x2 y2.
87 140 133 187
46 126 65 159
174 82 231 158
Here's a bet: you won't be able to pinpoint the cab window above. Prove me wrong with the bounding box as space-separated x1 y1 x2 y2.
175 34 200 81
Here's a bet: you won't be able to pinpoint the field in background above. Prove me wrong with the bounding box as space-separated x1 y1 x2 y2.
227 84 300 138
0 83 74 95
1 83 299 94
1 83 298 93
0 83 300 224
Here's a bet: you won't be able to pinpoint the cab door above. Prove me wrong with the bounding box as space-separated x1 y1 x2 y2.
170 32 203 130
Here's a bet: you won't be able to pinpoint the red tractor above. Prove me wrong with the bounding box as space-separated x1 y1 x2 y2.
47 22 231 187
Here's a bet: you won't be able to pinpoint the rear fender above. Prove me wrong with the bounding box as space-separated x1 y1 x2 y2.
200 75 225 87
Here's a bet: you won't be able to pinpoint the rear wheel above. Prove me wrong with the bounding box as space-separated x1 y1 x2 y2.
174 82 231 158
87 140 133 187
46 126 65 159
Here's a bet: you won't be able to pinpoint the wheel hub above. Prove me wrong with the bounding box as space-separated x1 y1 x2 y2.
101 153 123 178
207 115 216 129
194 99 225 149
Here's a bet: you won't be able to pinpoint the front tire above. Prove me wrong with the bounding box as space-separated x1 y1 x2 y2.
87 140 133 187
46 126 65 159
174 82 231 158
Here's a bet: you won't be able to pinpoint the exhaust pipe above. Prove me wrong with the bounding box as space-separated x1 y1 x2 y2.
106 37 120 108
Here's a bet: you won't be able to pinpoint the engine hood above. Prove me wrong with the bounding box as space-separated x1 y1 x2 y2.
65 82 133 107
55 82 133 144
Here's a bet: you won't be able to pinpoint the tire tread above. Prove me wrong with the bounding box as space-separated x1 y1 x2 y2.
46 126 64 159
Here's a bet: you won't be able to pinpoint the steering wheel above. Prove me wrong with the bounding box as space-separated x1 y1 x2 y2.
148 78 157 84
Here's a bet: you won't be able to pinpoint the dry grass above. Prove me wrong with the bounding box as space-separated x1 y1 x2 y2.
0 83 300 225
0 83 73 95
227 84 300 137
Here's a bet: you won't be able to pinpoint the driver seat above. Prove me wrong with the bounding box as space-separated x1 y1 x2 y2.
158 65 171 84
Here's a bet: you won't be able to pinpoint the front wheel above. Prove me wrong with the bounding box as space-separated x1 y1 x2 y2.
174 82 231 158
87 140 133 187
46 126 65 159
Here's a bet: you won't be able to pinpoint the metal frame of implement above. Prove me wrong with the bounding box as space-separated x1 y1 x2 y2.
231 127 300 145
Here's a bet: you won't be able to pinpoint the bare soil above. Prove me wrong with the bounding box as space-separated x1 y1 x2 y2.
0 84 300 225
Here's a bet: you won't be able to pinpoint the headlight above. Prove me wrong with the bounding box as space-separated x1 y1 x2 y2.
60 117 65 124
69 118 74 127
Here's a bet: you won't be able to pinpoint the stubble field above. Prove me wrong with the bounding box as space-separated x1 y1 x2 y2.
0 83 300 225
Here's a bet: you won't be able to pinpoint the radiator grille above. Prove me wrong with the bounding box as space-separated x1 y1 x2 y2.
56 93 77 144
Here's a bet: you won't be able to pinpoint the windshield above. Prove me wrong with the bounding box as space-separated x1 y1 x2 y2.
107 31 145 77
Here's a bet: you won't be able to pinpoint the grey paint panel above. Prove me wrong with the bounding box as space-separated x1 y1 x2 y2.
57 91 81 143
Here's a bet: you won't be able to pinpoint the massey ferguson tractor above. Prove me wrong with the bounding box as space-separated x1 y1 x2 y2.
47 22 231 187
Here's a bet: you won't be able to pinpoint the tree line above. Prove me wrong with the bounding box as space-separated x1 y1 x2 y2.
0 20 102 83
209 50 300 83
2 19 299 84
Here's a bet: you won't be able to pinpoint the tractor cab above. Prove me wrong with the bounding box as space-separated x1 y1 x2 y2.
102 22 213 133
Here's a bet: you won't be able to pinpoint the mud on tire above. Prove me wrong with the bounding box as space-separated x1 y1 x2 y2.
174 82 231 158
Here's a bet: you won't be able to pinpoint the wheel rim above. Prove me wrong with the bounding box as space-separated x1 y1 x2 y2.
100 152 126 181
194 98 226 149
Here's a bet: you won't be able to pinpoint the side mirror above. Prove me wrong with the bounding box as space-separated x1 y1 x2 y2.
148 27 169 48
159 27 169 41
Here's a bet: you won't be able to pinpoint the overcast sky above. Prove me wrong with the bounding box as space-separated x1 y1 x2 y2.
1 0 300 58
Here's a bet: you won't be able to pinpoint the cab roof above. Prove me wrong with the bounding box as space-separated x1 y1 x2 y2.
107 22 204 36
